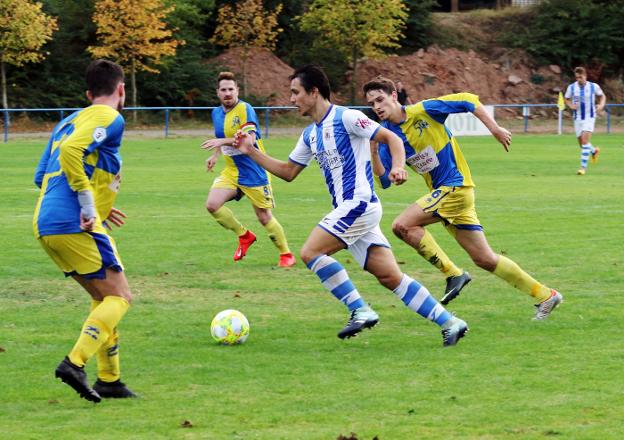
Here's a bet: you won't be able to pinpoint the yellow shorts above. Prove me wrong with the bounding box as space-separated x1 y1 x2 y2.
39 232 124 279
416 186 483 234
212 173 275 209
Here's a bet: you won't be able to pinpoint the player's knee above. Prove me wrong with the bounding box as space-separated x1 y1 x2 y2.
256 210 272 225
391 220 408 239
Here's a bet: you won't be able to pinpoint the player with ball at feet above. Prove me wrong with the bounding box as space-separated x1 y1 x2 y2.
227 65 468 346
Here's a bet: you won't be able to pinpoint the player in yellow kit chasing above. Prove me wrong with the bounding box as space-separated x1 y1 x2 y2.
33 60 136 402
363 76 563 319
201 72 296 267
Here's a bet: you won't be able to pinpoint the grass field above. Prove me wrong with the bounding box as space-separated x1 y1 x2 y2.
1 133 623 439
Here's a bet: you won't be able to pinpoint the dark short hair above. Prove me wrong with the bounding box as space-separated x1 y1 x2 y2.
86 59 124 98
574 66 586 75
289 65 331 100
363 76 396 96
217 71 238 88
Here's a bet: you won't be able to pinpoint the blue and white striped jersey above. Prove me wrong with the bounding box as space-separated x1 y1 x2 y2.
288 105 381 208
565 81 604 121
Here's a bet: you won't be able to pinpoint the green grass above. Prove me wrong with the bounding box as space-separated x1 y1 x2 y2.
1 134 623 439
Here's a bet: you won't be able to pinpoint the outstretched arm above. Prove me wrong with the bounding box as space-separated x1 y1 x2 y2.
597 94 606 113
233 131 304 182
473 104 512 152
369 141 386 176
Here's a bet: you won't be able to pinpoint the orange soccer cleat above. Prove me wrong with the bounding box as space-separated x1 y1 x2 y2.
234 230 257 261
278 252 296 267
591 147 600 164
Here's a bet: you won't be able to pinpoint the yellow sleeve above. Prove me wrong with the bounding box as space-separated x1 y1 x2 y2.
59 109 116 192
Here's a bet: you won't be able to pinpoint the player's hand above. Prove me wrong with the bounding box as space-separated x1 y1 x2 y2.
389 167 408 185
493 127 512 152
232 131 253 154
201 138 224 151
206 155 218 172
80 215 95 232
104 207 126 230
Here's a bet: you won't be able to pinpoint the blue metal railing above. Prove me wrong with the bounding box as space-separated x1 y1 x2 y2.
2 104 623 143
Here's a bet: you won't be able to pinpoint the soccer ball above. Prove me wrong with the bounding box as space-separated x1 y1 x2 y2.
210 309 250 345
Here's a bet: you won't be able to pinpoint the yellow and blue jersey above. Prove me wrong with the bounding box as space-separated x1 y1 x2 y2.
212 100 269 187
377 93 479 191
33 104 124 237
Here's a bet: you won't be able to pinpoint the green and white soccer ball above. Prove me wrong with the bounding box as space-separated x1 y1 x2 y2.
210 309 250 345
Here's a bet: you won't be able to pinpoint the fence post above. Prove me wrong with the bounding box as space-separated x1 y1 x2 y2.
165 109 169 138
265 108 269 138
3 110 8 143
606 106 611 134
60 110 64 121
522 106 530 133
558 109 563 135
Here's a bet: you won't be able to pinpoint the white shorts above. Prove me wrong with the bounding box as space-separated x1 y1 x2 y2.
318 200 390 268
574 118 595 137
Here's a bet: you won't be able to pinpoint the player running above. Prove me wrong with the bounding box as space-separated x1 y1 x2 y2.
363 76 563 319
564 66 606 175
223 65 468 346
201 72 296 267
34 60 136 402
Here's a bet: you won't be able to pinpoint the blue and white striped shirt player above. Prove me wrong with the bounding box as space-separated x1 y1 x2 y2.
565 80 604 121
289 105 380 208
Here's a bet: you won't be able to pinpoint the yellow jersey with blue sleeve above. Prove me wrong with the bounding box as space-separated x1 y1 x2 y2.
377 93 479 191
212 100 269 187
33 104 124 237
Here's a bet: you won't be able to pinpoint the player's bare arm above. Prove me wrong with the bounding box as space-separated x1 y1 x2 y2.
372 127 408 185
473 104 512 152
233 131 304 182
369 141 386 177
205 148 221 172
565 98 578 110
597 94 606 113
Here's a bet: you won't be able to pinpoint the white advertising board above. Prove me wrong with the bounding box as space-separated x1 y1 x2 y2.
445 105 494 136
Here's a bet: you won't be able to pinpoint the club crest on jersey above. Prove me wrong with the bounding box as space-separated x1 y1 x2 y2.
92 127 107 143
355 118 372 129
413 120 429 136
232 116 241 128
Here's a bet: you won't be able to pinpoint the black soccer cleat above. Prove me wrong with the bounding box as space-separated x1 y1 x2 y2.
93 379 138 398
337 306 379 339
55 357 101 403
441 271 472 305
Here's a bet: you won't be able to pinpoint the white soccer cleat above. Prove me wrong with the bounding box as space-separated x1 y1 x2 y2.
533 290 563 320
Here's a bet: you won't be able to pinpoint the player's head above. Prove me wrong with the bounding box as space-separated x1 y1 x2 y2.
289 65 331 116
85 59 125 111
363 76 399 121
574 67 587 85
216 71 239 109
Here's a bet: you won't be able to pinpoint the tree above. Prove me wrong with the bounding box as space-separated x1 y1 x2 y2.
210 0 283 98
0 0 57 110
298 0 407 103
88 0 183 120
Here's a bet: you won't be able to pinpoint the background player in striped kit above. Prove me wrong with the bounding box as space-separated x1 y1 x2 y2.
229 65 469 346
564 66 606 175
201 72 296 267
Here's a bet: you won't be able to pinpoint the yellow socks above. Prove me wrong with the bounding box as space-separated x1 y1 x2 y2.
263 217 290 254
68 296 129 368
211 206 246 236
97 327 120 382
417 229 463 277
493 255 552 302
